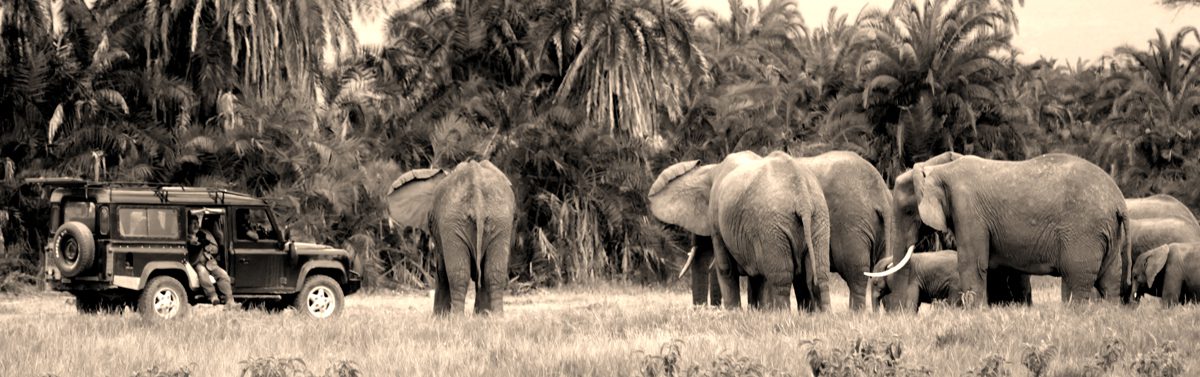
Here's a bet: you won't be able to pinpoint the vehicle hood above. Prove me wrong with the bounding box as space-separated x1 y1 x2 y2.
292 242 349 257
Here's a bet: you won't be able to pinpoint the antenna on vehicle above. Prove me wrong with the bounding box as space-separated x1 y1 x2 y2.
91 151 106 182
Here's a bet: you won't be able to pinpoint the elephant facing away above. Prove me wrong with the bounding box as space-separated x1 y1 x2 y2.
650 151 832 311
387 160 516 315
681 151 893 311
1134 242 1200 307
1131 218 1200 261
869 152 1132 306
870 250 963 312
1127 194 1200 225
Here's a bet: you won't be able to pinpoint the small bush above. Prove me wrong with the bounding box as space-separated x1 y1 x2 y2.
967 355 1011 377
239 358 361 377
1131 342 1184 377
638 339 791 377
807 338 931 377
132 365 193 377
1022 341 1058 377
1093 338 1125 373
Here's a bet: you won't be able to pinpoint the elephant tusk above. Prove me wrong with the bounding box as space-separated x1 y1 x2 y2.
864 245 915 278
678 247 697 279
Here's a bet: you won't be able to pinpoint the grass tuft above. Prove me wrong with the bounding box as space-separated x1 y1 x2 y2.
1131 341 1185 377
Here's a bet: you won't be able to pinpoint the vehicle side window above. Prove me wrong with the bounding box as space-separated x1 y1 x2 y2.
118 207 180 239
234 208 276 242
63 202 95 227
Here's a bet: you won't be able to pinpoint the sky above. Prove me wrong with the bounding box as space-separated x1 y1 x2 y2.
682 0 1200 63
354 0 1200 64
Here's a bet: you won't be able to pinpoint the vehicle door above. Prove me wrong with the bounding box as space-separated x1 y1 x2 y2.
229 207 288 291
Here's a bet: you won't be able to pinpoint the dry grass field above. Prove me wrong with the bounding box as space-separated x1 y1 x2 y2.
0 277 1196 377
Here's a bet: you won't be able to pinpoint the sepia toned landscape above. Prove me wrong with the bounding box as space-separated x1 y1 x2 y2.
3 0 1200 375
0 278 1196 376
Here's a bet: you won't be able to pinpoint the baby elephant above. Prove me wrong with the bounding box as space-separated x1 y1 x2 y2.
1133 242 1200 307
869 250 963 312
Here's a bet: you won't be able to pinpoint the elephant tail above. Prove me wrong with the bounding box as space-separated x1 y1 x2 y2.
1119 210 1133 303
472 187 486 284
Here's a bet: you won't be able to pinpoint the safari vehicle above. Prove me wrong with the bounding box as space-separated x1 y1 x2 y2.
26 178 362 320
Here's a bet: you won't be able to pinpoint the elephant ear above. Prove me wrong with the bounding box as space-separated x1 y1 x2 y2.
1142 246 1170 288
914 166 950 233
648 160 717 235
387 168 447 231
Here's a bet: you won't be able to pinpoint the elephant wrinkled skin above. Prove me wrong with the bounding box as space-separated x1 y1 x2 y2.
870 152 1132 306
387 160 516 315
650 151 832 311
680 151 893 311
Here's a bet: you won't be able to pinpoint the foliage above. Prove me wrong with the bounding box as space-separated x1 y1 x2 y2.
638 339 792 377
1 0 1199 291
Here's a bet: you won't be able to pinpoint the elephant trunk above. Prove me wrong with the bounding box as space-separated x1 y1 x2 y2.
865 245 915 278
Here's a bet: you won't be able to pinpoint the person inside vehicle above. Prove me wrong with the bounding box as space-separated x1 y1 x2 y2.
187 213 235 308
236 209 270 242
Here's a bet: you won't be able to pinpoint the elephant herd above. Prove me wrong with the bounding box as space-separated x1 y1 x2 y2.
385 151 1200 316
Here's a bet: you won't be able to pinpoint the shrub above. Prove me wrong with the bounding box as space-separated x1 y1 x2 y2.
807 338 931 377
1131 342 1184 377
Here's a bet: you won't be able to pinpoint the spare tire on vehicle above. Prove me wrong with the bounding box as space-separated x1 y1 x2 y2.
54 221 95 278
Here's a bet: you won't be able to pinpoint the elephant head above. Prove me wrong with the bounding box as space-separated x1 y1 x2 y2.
869 253 919 312
648 160 718 237
1133 245 1169 300
866 152 960 279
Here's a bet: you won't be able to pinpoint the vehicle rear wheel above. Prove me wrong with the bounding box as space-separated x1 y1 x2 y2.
54 222 95 277
137 276 190 321
293 276 344 319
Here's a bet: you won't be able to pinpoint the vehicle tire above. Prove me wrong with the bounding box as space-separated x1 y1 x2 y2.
293 275 344 319
137 276 190 321
54 222 95 278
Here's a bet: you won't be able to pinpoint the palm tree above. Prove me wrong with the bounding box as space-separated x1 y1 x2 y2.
855 0 1018 175
536 0 708 139
1098 27 1200 191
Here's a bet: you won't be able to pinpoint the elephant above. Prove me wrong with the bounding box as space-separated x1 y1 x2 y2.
387 160 516 315
867 152 1132 306
870 250 963 312
650 150 832 311
673 151 892 311
1133 242 1200 307
1127 194 1200 225
688 235 722 307
1131 217 1200 261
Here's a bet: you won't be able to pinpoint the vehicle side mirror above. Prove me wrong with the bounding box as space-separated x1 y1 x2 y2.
284 226 292 241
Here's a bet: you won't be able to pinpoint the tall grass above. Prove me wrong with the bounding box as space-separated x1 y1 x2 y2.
1 278 1196 376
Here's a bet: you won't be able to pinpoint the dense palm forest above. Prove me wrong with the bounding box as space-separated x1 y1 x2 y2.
1 0 1198 292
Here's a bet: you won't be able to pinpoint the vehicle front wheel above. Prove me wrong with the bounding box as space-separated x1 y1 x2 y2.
137 276 190 321
293 276 344 319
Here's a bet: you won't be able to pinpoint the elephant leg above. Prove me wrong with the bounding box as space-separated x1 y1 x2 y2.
987 269 1032 306
1060 240 1105 303
433 253 452 315
762 274 792 311
708 270 722 306
793 274 815 312
747 276 767 309
829 230 871 311
1160 265 1183 308
955 223 990 308
475 227 512 315
712 234 741 310
690 242 718 306
439 235 473 314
